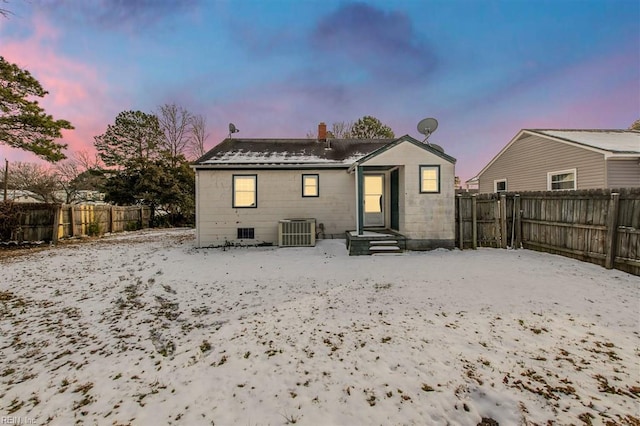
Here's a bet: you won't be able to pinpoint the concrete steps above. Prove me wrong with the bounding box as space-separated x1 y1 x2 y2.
346 230 407 255
369 239 402 255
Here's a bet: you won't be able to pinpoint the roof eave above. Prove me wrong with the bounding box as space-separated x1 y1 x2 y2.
605 153 640 159
355 135 457 166
192 163 352 170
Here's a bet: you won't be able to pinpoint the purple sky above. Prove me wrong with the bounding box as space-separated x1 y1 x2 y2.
1 0 638 182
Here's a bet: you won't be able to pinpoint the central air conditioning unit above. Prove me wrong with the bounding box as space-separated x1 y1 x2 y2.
278 219 316 247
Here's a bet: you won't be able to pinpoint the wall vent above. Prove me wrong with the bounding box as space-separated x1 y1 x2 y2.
278 219 316 247
237 228 255 239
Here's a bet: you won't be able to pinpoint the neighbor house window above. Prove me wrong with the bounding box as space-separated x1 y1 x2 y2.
547 169 576 191
494 179 507 193
420 165 440 193
233 175 257 207
302 174 319 197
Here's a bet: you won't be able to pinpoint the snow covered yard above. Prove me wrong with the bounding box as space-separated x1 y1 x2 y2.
0 228 638 426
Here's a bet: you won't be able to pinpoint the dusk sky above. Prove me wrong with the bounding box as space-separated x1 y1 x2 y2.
1 0 638 182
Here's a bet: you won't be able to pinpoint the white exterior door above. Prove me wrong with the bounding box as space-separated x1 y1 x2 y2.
364 174 384 227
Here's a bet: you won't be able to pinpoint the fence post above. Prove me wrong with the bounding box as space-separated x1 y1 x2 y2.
472 195 477 249
69 205 75 237
458 195 464 249
500 193 508 248
493 197 500 247
51 204 61 245
110 205 115 233
605 193 620 269
514 194 521 249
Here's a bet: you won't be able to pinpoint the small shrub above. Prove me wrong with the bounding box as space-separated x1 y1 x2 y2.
125 221 139 231
0 201 22 241
87 220 101 236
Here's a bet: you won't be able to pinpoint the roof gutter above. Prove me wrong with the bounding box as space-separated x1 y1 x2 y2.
604 153 640 159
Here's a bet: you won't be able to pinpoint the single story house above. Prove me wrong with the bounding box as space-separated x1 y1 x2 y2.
192 123 457 253
473 129 640 193
2 189 43 203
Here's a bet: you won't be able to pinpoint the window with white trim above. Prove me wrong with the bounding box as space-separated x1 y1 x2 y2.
420 165 440 193
547 169 577 191
302 174 319 197
233 175 257 207
494 179 507 193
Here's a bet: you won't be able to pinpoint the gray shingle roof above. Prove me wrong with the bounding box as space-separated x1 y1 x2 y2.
194 138 394 167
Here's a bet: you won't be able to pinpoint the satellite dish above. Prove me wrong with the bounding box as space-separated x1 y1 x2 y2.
417 118 438 141
228 123 239 138
430 143 445 153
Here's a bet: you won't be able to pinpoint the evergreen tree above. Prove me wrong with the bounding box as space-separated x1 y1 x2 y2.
0 56 73 162
349 116 394 139
94 110 163 169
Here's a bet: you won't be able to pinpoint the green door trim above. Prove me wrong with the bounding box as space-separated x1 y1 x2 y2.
356 166 364 235
390 169 399 230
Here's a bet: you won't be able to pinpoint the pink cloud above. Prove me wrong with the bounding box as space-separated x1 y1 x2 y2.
2 13 116 162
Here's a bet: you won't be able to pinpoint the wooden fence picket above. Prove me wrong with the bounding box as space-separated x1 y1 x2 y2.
456 188 640 276
0 203 151 244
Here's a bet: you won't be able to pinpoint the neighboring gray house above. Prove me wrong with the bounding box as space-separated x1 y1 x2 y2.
192 124 457 253
474 129 640 193
2 189 43 203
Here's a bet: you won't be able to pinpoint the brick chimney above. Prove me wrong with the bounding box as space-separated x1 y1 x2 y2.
318 122 327 142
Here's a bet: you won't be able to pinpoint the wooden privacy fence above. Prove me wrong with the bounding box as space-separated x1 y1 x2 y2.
57 204 151 240
456 188 640 276
0 202 151 243
0 202 58 242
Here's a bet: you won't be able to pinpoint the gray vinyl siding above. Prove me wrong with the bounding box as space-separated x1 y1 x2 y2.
479 135 606 193
606 159 640 188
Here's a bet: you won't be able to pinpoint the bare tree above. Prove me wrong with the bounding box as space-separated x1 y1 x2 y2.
55 151 105 203
157 103 193 163
74 150 102 171
189 114 209 159
55 160 80 203
306 120 361 139
1 0 11 18
7 162 61 203
331 121 354 138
